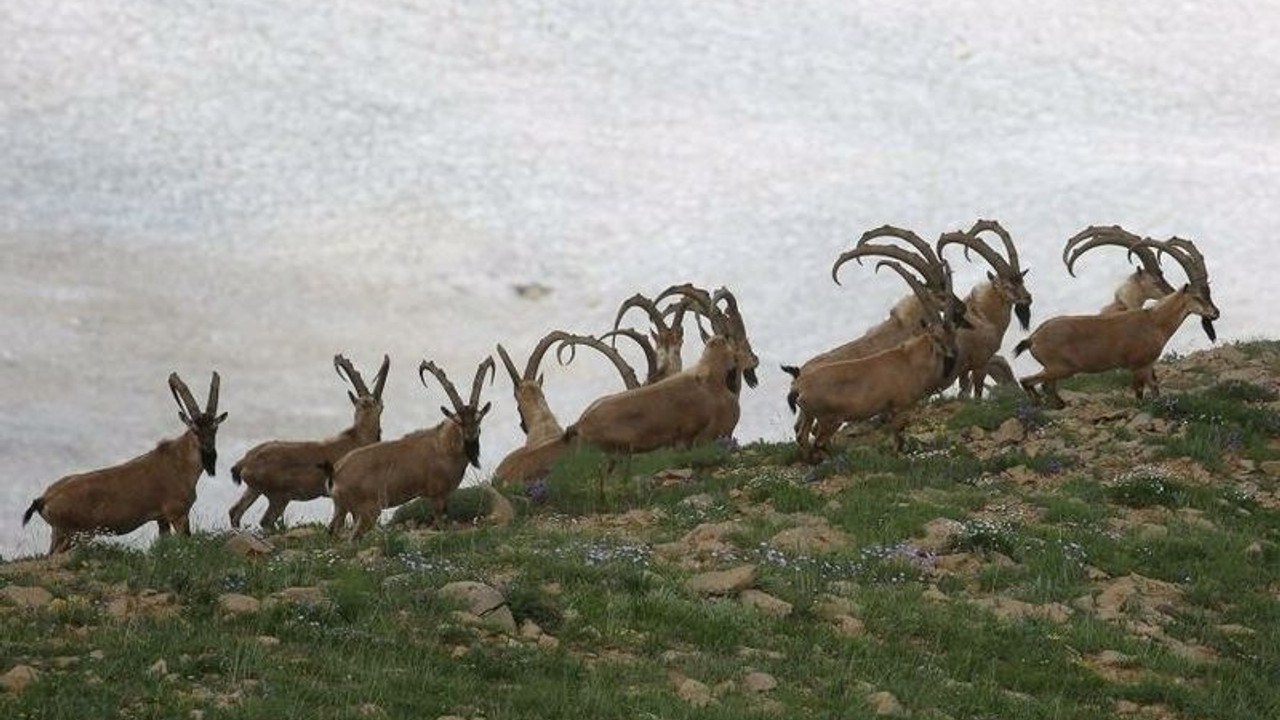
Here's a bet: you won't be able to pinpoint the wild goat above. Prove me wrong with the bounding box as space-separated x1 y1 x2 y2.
605 293 690 382
493 332 640 487
1063 225 1176 313
228 354 388 529
935 220 1032 398
564 286 747 496
22 372 226 554
786 261 961 460
1018 237 1218 408
326 357 494 538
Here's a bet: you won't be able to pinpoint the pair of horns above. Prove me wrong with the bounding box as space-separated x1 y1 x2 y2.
497 331 641 390
334 354 390 399
1063 225 1163 278
1130 236 1210 288
832 225 948 290
936 219 1023 279
169 372 220 420
418 356 495 415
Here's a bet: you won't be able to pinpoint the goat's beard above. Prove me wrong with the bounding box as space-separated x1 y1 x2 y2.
743 367 758 388
201 449 218 476
1201 318 1217 342
464 439 481 468
1014 303 1031 331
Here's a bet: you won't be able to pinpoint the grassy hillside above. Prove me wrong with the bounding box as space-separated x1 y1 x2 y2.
3 341 1279 719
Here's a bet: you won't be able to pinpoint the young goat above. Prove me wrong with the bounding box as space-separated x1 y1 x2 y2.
23 372 226 554
1018 238 1218 408
788 262 961 460
326 357 494 538
1063 225 1176 313
228 354 388 529
936 221 1033 398
493 332 640 487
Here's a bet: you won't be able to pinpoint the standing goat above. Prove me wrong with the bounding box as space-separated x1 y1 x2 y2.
935 220 1032 398
603 293 690 382
493 332 640 487
228 354 388 529
788 262 961 460
1018 238 1218 408
326 357 494 538
22 372 226 554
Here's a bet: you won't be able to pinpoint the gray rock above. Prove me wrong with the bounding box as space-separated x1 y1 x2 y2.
439 581 516 634
686 565 757 596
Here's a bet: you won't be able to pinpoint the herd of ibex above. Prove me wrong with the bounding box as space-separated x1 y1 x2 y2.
21 221 1220 554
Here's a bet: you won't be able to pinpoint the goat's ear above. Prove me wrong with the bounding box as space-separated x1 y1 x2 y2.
215 412 228 425
649 330 660 344
348 390 358 406
956 315 975 329
1182 283 1191 292
440 406 457 421
1020 268 1029 278
536 373 544 387
478 402 492 419
987 270 996 282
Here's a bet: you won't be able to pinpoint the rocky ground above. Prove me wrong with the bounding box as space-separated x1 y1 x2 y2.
2 341 1279 719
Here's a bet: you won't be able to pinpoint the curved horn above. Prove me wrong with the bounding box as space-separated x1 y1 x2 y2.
857 225 941 266
333 354 371 397
419 360 465 414
832 243 942 287
655 284 727 336
523 330 575 381
371 355 390 400
168 373 201 419
554 335 640 389
1063 225 1160 277
612 294 668 335
1153 237 1208 287
966 219 1020 273
496 344 522 387
937 230 1011 277
470 356 496 407
597 329 660 382
874 260 941 318
205 371 220 415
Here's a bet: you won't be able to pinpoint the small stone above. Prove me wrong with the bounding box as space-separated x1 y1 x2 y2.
922 585 949 603
218 593 261 615
680 493 715 510
519 620 543 640
357 703 383 716
148 659 168 676
439 581 516 635
1137 523 1169 540
483 485 515 526
537 634 560 650
739 589 793 618
992 418 1025 446
0 586 53 609
357 546 384 562
673 676 717 708
686 565 757 596
1 665 38 694
226 532 274 557
867 690 906 716
1217 623 1256 636
272 586 327 606
89 650 105 660
256 635 281 647
1246 541 1265 557
744 671 778 693
1259 461 1280 478
769 517 852 554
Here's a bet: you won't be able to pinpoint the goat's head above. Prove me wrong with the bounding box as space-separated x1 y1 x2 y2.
420 357 495 468
335 354 389 440
1140 237 1220 341
655 283 757 390
1065 225 1177 301
496 332 571 433
169 371 227 476
613 294 683 374
939 220 1033 329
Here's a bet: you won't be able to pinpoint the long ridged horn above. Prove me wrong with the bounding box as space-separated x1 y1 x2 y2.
875 260 941 319
833 241 943 288
654 283 728 337
1150 237 1208 287
596 329 660 382
168 372 201 420
937 230 1012 277
205 371 220 415
419 360 465 414
612 294 669 336
553 335 640 389
523 330 575 381
858 224 941 266
470 357 496 407
1063 225 1161 277
333 354 371 397
496 344 522 387
967 219 1020 272
371 355 390 400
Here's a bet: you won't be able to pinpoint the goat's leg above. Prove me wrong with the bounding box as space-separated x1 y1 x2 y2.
1133 365 1158 400
352 509 378 539
431 496 448 529
971 368 989 400
886 411 909 453
1043 379 1067 409
957 371 974 400
812 419 841 461
259 497 289 530
156 518 171 537
49 528 70 555
228 487 261 529
327 504 346 536
173 514 191 536
1020 368 1071 407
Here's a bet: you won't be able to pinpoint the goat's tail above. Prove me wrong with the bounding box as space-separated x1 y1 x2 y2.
231 461 243 486
22 497 44 526
1014 339 1033 358
786 390 800 414
319 461 336 496
780 364 800 379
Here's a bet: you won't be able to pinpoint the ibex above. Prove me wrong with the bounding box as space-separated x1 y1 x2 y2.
1018 237 1218 408
22 372 226 554
787 261 961 460
492 332 640 487
564 287 747 496
228 354 389 529
326 357 494 538
935 220 1032 398
604 293 690 382
1063 225 1176 313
